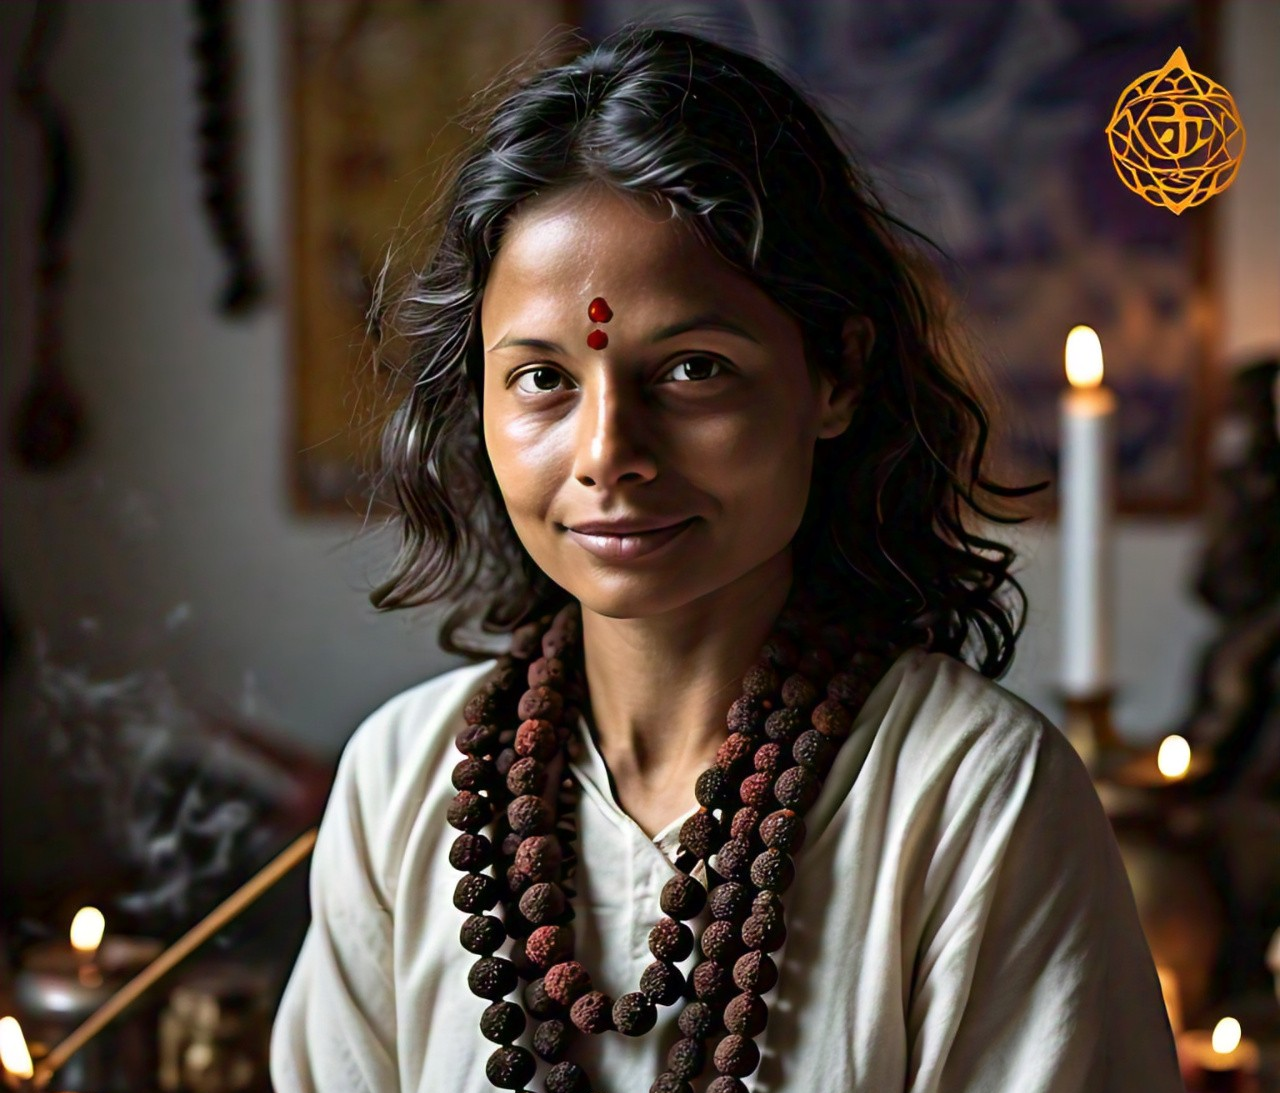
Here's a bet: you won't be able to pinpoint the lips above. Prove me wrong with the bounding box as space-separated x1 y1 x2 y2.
567 517 690 535
563 517 697 561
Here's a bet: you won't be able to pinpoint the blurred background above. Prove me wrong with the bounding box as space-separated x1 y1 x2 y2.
0 1 1276 1090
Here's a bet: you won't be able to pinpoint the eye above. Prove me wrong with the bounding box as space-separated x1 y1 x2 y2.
512 366 567 395
664 355 725 383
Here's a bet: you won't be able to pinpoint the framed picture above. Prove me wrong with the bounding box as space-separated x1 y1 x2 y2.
287 0 577 512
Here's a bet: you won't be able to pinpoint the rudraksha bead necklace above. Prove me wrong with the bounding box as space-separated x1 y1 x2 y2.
448 591 896 1093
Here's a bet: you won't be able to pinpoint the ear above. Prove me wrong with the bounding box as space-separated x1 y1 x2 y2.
816 315 875 439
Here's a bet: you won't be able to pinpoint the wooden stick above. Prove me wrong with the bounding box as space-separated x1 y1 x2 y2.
32 828 318 1089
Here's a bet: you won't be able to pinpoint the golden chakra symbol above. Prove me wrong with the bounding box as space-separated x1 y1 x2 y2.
1105 46 1245 215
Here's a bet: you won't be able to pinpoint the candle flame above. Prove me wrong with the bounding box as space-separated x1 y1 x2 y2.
70 906 105 954
0 1016 34 1079
1065 325 1104 388
1157 735 1192 780
1212 1017 1242 1054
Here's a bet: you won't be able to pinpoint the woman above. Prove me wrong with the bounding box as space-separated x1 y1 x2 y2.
270 26 1182 1093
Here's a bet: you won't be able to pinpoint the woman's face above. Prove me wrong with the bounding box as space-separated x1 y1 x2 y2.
480 185 857 621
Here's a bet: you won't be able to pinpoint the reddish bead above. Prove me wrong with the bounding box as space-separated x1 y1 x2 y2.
514 834 562 882
526 925 574 969
527 655 568 689
715 732 753 770
739 772 773 808
753 742 783 776
517 686 563 723
544 961 592 1006
729 806 761 840
812 697 853 738
515 718 558 760
586 329 609 351
587 296 613 323
569 989 614 1034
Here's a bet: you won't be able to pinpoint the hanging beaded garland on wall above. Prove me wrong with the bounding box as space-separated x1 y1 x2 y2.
447 589 900 1093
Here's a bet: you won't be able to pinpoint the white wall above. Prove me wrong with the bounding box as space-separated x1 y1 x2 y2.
1 1 1276 756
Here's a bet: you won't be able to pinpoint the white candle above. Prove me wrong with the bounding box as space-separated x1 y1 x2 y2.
1060 325 1116 696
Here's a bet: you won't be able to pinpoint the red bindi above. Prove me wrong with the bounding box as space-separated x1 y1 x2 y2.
586 329 609 351
587 297 613 323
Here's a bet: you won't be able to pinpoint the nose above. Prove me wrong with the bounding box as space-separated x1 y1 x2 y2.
571 372 659 489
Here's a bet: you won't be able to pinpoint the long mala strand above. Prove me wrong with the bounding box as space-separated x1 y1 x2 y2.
448 594 897 1092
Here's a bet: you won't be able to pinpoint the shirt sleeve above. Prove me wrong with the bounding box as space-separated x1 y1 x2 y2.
903 714 1183 1093
269 732 399 1093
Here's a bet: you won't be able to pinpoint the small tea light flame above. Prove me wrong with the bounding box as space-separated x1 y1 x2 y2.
1157 735 1192 780
1212 1016 1242 1055
0 1016 34 1079
1065 325 1104 389
70 906 105 955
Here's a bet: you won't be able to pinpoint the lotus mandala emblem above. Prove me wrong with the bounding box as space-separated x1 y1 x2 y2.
1105 46 1245 215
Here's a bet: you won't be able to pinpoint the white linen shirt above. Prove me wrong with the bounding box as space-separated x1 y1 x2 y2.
269 648 1183 1092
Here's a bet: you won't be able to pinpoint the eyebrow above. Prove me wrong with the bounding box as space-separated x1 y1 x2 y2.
485 312 762 354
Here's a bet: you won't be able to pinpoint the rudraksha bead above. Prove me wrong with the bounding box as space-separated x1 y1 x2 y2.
740 663 780 699
526 924 574 969
452 757 494 792
456 720 500 756
525 977 560 1018
763 707 804 745
648 918 694 961
724 992 768 1036
728 806 761 840
793 728 835 771
811 697 853 738
706 1077 749 1093
732 950 778 994
506 864 529 895
759 809 805 853
510 939 537 980
506 756 546 797
532 1017 570 1061
528 655 568 689
448 832 492 871
460 914 504 955
514 834 562 882
753 742 784 776
677 1000 718 1040
699 920 743 964
498 727 517 747
691 960 732 1004
739 772 773 808
678 810 720 859
639 960 684 1005
469 956 518 1000
726 694 768 736
447 790 491 833
517 686 563 723
569 989 614 1034
650 1073 692 1093
695 766 735 810
507 794 553 837
660 873 707 920
464 691 502 726
797 644 835 677
752 889 783 923
713 837 753 881
741 914 786 952
453 872 499 913
613 990 657 1035
761 631 800 669
715 732 753 770
827 670 864 703
750 848 795 892
774 766 819 812
708 881 751 923
545 1059 590 1093
485 1044 536 1089
713 1034 760 1077
515 718 558 760
495 747 517 778
780 673 820 711
544 961 592 1006
501 831 524 858
480 1000 526 1044
518 881 565 925
666 1036 706 1078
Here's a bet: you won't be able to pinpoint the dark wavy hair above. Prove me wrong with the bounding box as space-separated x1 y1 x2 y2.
368 25 1043 678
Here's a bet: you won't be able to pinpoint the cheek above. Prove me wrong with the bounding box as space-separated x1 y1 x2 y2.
483 409 562 515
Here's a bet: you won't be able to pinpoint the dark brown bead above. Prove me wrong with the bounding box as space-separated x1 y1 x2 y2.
761 631 800 669
545 1059 589 1093
532 1017 570 1061
501 830 524 857
495 747 518 778
460 913 504 955
447 791 492 833
456 721 500 756
708 881 751 923
518 881 565 925
741 914 786 952
506 756 547 797
759 809 806 854
449 832 493 871
504 904 534 940
752 742 783 776
485 1044 536 1089
480 1000 525 1044
525 977 560 1018
713 1034 760 1078
740 663 780 700
498 727 517 747
763 706 804 745
510 621 544 659
648 917 694 961
827 670 865 703
650 1074 692 1093
526 924 574 969
453 872 499 914
715 732 753 771
780 673 820 712
793 728 836 771
812 697 853 738
774 766 819 812
468 956 518 1000
544 961 591 1006
678 811 720 859
706 1078 748 1093
695 767 735 809
464 691 501 726
732 950 778 994
508 794 553 837
640 960 684 1005
713 837 752 882
613 990 657 1036
798 644 835 676
569 989 614 1034
517 686 563 723
452 757 494 792
728 806 761 840
677 999 718 1040
691 960 732 1005
752 889 783 924
506 864 529 895
666 1036 706 1078
510 939 537 980
514 834 562 882
660 873 707 920
699 919 743 964
726 694 768 737
515 718 558 760
738 772 773 808
750 848 795 892
723 992 768 1036
528 655 568 689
